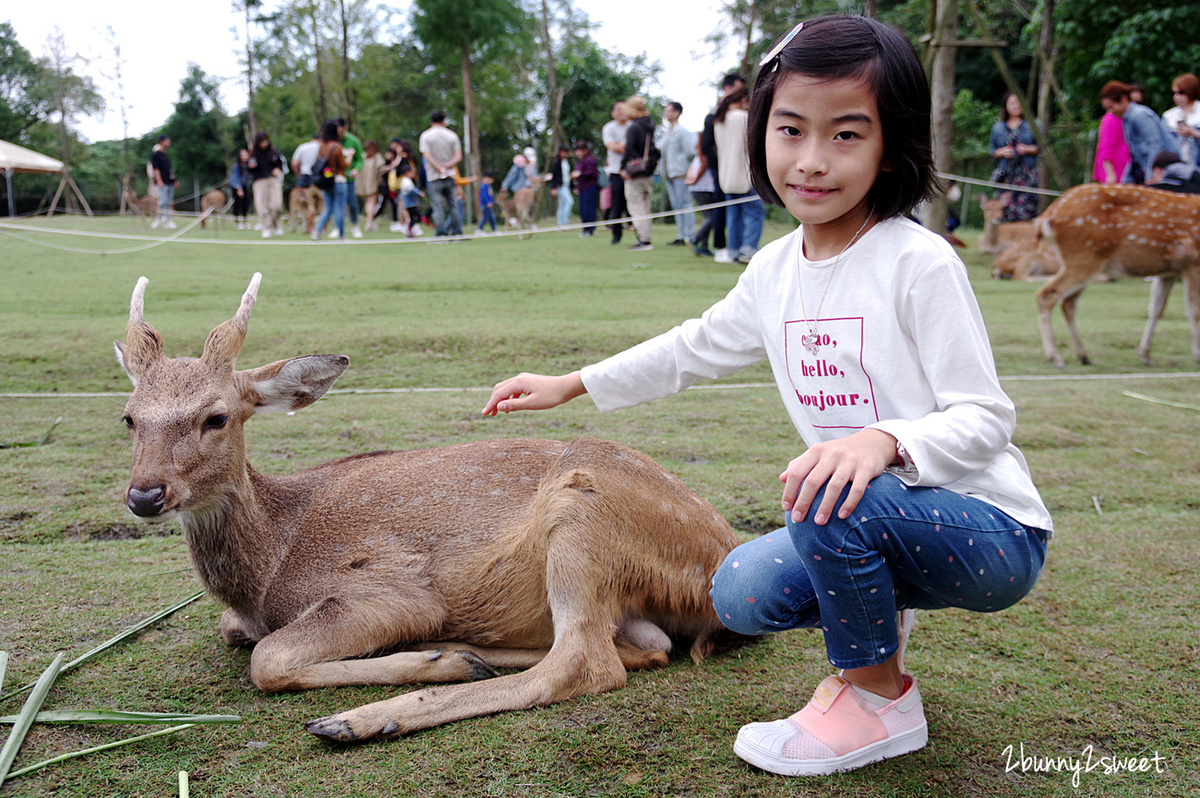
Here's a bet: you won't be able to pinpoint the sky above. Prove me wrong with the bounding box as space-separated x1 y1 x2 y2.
5 0 744 146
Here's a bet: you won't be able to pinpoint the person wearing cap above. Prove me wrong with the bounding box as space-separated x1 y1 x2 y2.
571 141 600 236
620 95 659 251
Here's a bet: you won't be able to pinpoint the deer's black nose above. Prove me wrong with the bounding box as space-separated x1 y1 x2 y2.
127 486 166 517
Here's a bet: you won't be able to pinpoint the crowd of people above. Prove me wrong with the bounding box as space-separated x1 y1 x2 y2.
989 72 1200 222
147 84 772 258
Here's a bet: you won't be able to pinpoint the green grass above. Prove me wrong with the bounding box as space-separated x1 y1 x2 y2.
0 215 1197 796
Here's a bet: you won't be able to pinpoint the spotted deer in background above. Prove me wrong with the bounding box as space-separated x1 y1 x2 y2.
116 273 750 742
1034 183 1200 366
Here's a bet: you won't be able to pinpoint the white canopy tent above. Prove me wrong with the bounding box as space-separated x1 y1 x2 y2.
0 139 91 218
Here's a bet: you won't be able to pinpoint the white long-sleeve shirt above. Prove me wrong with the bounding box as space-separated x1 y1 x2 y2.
581 216 1053 532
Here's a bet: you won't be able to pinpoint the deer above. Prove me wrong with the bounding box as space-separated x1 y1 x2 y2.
978 195 1036 255
1034 183 1200 367
199 190 227 229
500 182 541 239
123 188 158 223
115 273 750 743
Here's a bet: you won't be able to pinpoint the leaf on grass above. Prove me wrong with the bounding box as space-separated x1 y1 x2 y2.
0 710 240 725
0 653 63 785
0 591 204 702
3 724 198 782
0 418 62 449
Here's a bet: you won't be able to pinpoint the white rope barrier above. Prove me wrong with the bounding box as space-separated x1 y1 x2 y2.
0 194 761 253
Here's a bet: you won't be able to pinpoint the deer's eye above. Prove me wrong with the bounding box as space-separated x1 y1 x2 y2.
203 414 229 431
122 415 135 430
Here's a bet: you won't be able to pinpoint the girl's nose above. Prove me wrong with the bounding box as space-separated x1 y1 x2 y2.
794 143 828 175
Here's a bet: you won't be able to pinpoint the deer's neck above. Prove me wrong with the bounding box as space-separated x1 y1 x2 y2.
178 466 301 615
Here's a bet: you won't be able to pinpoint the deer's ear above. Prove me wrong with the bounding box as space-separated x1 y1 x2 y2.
242 355 349 415
114 340 142 387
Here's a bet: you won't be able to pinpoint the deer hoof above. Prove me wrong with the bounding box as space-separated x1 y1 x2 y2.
461 651 500 681
305 715 362 743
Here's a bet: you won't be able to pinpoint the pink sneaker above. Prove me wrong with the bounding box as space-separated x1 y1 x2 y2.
733 674 928 776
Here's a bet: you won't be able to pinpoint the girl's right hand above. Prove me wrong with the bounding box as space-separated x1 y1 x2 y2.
482 371 586 416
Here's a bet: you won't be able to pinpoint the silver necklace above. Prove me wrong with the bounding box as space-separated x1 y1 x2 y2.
796 215 872 355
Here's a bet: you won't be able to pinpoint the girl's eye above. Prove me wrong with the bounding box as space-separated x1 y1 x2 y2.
834 130 859 142
780 125 801 137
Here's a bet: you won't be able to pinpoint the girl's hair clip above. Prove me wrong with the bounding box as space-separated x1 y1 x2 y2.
759 21 805 69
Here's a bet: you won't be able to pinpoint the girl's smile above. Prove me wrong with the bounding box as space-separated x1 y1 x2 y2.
765 73 888 259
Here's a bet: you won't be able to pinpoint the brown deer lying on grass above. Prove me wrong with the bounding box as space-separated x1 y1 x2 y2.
978 195 1036 255
116 273 749 742
1034 183 1200 366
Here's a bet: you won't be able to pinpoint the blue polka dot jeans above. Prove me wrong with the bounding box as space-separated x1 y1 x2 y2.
710 473 1048 670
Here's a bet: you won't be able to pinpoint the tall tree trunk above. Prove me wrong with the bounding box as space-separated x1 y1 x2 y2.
1036 0 1054 209
542 0 564 153
926 0 958 236
461 43 480 222
311 3 328 123
739 1 759 78
245 5 258 142
339 0 355 125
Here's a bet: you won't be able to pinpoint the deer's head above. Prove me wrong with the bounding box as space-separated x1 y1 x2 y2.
115 273 348 518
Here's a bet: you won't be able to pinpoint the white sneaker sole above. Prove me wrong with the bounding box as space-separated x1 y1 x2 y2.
733 721 927 776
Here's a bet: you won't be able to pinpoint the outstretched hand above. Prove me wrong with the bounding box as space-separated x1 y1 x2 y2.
780 428 898 526
481 371 587 416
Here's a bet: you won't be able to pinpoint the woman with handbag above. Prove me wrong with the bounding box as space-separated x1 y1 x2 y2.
621 95 658 251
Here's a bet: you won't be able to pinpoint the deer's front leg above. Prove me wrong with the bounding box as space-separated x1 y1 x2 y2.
247 595 495 692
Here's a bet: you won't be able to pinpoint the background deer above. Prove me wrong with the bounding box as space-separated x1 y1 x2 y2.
978 194 1036 255
1034 183 1200 366
116 273 748 742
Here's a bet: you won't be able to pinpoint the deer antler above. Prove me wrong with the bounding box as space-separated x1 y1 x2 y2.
201 272 263 370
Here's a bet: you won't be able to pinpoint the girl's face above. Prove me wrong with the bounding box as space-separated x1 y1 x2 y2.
1005 93 1022 118
765 72 887 253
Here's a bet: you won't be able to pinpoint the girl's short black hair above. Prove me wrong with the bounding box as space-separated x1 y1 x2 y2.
747 15 939 220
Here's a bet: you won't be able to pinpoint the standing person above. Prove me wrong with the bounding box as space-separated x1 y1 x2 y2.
1100 81 1178 184
602 101 630 245
1163 73 1200 169
229 149 253 230
621 96 659 251
685 139 716 257
358 139 386 232
571 140 600 236
548 146 574 228
476 172 497 234
702 74 748 262
481 15 1050 777
397 160 423 237
714 86 765 263
380 138 404 232
419 111 464 237
988 92 1040 222
660 101 695 246
149 134 178 229
249 131 286 238
291 132 322 234
311 120 348 242
328 118 364 238
1092 109 1129 183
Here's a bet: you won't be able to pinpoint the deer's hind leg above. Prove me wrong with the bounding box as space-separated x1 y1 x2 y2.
248 593 496 692
306 513 646 741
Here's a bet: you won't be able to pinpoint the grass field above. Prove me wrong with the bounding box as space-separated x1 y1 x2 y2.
0 212 1197 796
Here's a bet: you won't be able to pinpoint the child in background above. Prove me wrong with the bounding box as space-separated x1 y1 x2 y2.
482 15 1051 777
477 172 497 234
684 140 716 257
396 160 423 237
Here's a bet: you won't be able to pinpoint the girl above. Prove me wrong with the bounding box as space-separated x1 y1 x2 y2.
248 131 286 237
481 15 1051 777
311 120 347 241
229 149 252 229
357 139 386 232
714 86 766 263
988 92 1039 222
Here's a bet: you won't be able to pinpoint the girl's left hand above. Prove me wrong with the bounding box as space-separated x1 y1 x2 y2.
780 429 899 525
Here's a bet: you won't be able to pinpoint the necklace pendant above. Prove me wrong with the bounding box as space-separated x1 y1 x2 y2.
803 332 821 355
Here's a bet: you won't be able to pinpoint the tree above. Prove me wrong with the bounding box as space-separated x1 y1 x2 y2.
411 0 535 182
162 64 232 192
36 28 103 166
0 22 50 143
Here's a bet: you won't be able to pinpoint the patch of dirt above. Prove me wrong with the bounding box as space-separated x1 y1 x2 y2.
62 519 180 541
